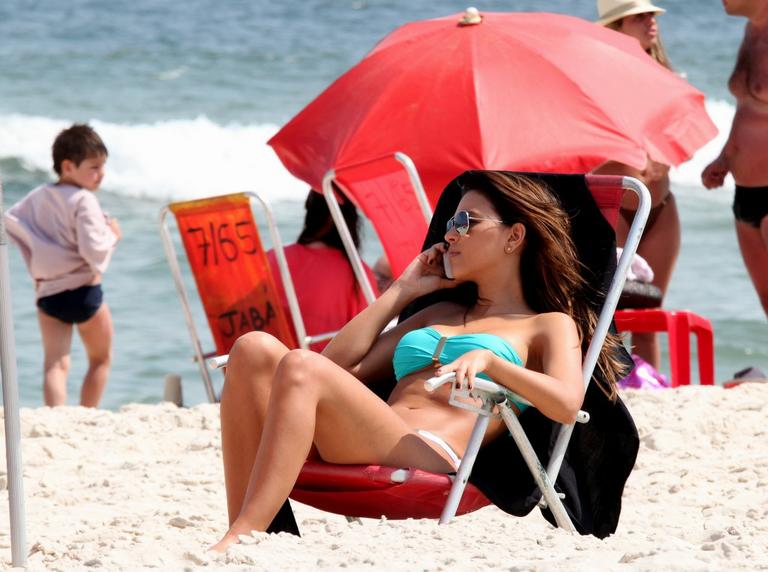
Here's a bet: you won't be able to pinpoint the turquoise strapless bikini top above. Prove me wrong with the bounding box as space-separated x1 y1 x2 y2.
394 325 523 385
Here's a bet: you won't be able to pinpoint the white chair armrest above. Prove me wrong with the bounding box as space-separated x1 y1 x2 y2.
209 354 229 369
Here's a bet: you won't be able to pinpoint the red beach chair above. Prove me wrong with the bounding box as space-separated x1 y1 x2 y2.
211 173 649 535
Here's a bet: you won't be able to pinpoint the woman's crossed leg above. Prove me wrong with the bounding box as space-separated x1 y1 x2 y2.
214 331 454 552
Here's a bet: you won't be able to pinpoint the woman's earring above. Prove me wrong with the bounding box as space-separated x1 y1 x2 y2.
504 246 513 254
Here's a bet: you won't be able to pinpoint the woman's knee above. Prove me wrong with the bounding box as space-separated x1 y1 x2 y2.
274 349 324 394
228 331 286 369
221 332 288 399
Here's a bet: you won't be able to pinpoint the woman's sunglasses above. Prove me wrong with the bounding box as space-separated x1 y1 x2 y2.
446 210 504 235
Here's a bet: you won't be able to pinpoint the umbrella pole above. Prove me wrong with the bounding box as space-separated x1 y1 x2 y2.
0 177 27 567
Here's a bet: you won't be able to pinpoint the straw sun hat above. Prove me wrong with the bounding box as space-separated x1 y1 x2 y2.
596 0 665 26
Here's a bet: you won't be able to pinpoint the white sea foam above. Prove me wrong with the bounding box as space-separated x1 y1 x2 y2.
0 114 307 202
0 99 736 203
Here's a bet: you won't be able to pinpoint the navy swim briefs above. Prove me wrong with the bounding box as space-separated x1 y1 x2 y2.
37 285 103 324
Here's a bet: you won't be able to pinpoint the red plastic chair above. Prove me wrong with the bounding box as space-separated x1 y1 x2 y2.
613 309 715 387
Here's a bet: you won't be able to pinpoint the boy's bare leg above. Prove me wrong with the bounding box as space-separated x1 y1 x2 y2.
219 332 290 525
212 349 455 552
38 310 73 406
76 303 113 407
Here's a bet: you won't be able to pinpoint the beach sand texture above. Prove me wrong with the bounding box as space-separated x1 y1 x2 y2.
1 384 767 571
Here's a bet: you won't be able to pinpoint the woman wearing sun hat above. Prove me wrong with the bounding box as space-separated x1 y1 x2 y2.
597 0 671 68
592 0 679 371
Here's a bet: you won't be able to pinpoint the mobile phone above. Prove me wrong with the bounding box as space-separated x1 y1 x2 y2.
442 252 454 280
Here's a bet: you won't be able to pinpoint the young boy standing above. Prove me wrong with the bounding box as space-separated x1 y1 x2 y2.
3 124 120 407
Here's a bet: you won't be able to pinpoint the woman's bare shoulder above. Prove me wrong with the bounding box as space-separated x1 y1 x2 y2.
488 311 576 340
529 311 578 334
525 313 581 363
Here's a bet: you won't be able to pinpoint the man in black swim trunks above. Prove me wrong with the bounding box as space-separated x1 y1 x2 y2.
702 0 768 316
593 0 682 369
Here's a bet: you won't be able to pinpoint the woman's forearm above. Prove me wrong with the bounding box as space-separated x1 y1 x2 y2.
486 357 583 425
322 282 419 369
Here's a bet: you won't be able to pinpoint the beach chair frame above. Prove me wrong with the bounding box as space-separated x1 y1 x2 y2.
159 191 309 403
426 175 651 529
321 152 432 305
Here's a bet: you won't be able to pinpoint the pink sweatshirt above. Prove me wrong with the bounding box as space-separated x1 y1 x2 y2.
3 183 118 299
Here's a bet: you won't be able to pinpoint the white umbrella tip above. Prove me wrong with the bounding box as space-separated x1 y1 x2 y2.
459 7 482 26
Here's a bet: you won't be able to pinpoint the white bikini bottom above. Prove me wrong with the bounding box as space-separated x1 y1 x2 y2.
415 429 462 470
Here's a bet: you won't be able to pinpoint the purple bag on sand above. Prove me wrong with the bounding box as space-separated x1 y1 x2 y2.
618 354 670 389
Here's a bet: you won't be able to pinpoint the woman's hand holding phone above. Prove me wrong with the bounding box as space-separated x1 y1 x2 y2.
395 243 456 297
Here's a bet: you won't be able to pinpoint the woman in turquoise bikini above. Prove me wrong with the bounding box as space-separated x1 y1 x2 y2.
212 171 626 551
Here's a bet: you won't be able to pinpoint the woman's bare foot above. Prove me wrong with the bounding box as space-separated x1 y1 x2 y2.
209 531 243 553
210 517 266 553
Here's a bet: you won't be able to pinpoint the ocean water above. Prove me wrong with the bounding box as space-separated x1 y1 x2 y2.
0 0 764 409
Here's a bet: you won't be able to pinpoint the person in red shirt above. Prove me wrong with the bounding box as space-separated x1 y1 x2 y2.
267 190 378 351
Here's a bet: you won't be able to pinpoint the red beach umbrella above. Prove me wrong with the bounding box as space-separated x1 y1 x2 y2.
268 10 717 203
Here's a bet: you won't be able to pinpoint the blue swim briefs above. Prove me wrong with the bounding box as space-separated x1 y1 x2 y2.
37 285 103 324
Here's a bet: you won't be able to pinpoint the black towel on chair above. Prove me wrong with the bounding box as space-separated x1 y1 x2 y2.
266 500 301 536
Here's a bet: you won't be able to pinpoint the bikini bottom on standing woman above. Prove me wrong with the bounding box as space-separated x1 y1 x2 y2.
619 191 675 233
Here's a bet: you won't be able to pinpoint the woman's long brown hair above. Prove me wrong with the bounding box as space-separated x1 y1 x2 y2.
462 172 626 400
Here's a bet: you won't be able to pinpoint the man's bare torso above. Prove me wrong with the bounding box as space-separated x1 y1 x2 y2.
726 22 768 185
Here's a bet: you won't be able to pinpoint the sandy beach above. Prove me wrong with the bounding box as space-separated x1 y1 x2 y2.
1 383 767 571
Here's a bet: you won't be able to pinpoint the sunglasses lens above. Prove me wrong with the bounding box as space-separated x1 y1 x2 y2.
447 211 471 235
455 211 470 234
